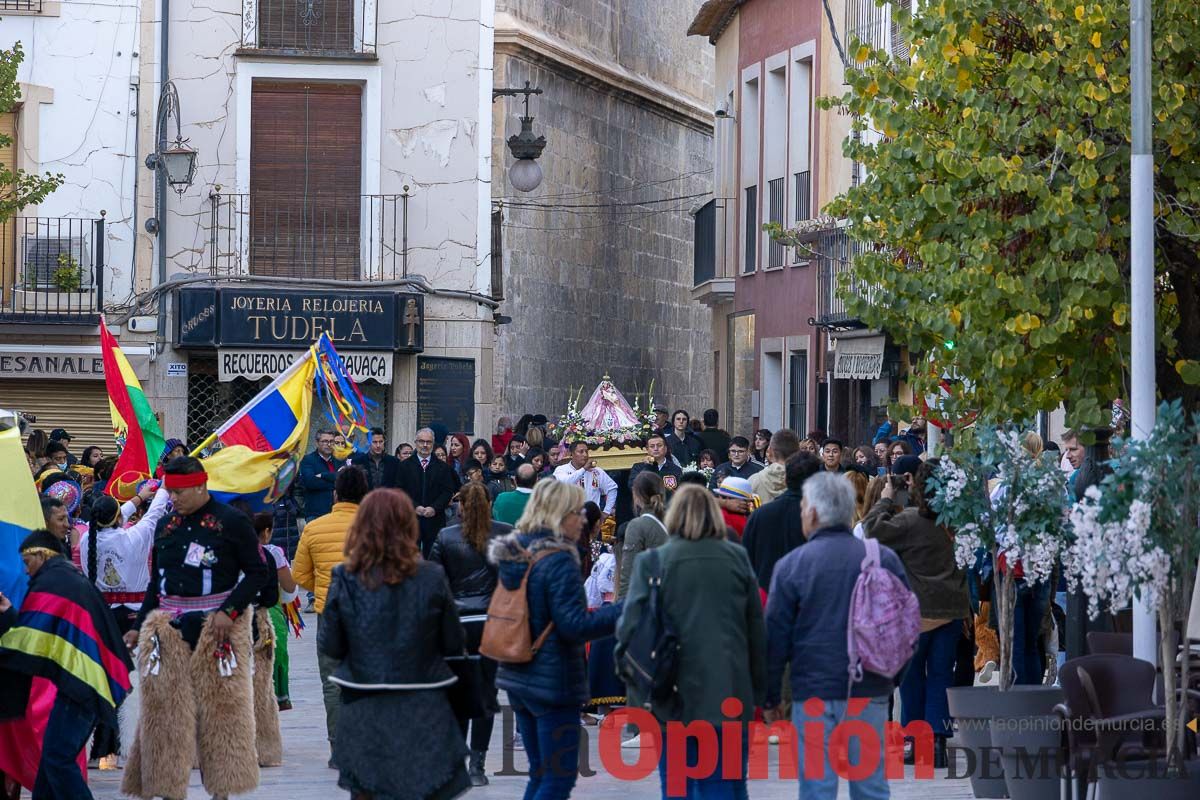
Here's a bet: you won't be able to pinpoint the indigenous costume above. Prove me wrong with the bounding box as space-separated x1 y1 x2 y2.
121 469 271 800
0 531 133 798
77 487 170 634
584 551 625 709
262 543 296 706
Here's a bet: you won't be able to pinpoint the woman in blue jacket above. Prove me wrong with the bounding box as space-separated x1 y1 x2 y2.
489 479 622 799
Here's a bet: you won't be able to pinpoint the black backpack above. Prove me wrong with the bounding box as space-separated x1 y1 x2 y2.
616 548 681 711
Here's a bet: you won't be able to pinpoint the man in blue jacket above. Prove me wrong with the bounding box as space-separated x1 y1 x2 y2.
298 429 346 521
763 472 911 800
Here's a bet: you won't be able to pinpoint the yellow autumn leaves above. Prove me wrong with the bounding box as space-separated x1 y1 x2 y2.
1007 313 1042 335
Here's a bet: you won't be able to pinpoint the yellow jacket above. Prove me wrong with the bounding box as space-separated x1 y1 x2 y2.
292 501 358 613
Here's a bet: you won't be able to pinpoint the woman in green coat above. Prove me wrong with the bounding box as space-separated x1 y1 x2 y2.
616 484 767 799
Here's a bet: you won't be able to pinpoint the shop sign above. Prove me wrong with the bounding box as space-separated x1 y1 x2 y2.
166 363 188 377
175 287 423 352
416 356 475 434
218 349 393 385
833 335 886 381
0 345 151 381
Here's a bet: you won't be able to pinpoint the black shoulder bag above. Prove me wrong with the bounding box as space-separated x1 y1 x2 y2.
616 548 680 709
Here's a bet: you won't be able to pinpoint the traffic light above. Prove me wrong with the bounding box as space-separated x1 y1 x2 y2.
944 340 956 351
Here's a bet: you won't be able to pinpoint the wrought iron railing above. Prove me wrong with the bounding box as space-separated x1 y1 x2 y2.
0 216 105 323
794 170 812 222
767 177 785 268
743 185 757 273
814 227 876 327
207 191 408 280
242 0 377 55
844 0 911 69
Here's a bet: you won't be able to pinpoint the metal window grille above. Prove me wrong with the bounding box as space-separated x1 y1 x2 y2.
767 177 785 268
0 0 42 10
185 367 270 450
789 351 808 431
891 0 912 62
743 185 757 273
794 171 812 222
844 0 889 70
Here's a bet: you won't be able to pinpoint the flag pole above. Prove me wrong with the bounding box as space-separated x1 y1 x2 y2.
189 431 218 458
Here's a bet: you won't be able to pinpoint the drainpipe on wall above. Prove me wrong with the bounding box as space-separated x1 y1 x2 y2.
154 0 170 349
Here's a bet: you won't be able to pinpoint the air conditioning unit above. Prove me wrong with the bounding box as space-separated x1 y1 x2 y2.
21 235 92 290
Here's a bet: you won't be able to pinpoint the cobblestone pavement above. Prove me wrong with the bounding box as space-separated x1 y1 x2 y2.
90 623 977 799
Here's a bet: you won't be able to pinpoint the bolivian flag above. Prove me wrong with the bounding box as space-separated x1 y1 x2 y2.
101 318 166 500
199 344 317 509
0 408 42 608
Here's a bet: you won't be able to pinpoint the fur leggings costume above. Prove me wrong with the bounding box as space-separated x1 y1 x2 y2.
121 611 259 799
253 608 283 767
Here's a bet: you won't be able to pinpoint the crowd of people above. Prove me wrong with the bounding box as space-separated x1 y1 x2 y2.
0 408 1083 800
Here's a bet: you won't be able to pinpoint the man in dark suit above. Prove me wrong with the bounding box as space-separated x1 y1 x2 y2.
397 426 457 556
351 427 401 490
628 433 683 493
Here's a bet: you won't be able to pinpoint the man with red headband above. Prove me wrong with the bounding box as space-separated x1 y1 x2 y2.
121 456 270 800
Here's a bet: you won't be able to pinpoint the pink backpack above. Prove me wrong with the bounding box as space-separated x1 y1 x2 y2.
847 538 921 686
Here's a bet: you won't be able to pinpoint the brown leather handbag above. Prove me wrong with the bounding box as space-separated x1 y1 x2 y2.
479 549 556 664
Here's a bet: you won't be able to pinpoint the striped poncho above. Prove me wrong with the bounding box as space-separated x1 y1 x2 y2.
0 556 133 734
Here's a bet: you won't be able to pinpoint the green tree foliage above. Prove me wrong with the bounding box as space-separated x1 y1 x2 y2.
788 1 1200 426
0 41 63 223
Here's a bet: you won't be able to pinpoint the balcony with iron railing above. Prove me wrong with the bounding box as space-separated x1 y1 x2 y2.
240 0 378 57
206 190 408 280
813 226 877 329
0 215 105 323
691 198 735 307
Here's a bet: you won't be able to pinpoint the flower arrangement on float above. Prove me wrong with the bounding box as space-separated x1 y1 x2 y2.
1061 401 1200 764
550 376 658 450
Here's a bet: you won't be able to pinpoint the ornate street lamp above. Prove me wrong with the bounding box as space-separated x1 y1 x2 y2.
493 82 546 193
145 81 197 233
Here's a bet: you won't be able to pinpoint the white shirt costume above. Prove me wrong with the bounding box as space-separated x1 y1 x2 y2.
77 487 171 610
552 463 617 515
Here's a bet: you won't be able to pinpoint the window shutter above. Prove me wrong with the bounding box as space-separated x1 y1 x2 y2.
249 82 362 279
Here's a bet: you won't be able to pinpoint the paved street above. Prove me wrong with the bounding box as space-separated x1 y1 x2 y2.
90 626 976 799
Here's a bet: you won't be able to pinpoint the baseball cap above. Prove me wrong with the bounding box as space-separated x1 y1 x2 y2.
49 428 71 442
891 455 923 476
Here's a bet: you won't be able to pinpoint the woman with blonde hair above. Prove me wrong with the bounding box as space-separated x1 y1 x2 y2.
490 479 621 799
616 484 766 798
317 489 470 799
844 469 871 524
428 482 513 786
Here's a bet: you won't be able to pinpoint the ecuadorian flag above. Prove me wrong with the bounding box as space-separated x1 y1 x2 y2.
0 408 43 608
199 345 317 509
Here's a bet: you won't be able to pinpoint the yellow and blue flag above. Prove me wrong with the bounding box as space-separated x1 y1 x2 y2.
199 345 316 510
0 409 45 607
